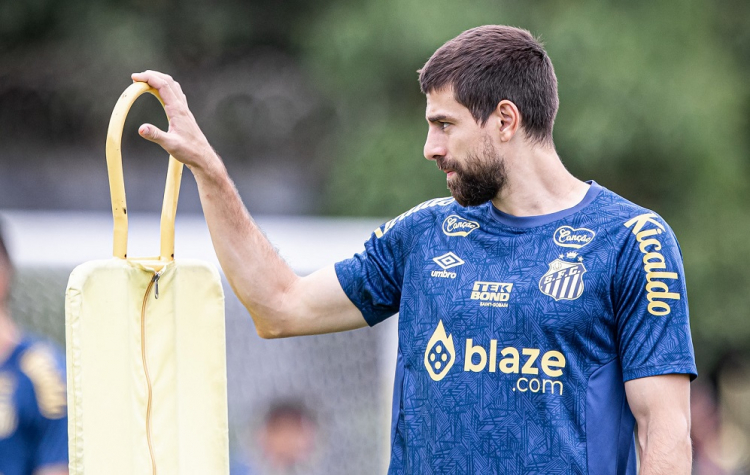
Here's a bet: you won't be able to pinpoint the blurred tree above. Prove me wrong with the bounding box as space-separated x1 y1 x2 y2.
1 0 750 367
301 0 750 368
0 0 338 214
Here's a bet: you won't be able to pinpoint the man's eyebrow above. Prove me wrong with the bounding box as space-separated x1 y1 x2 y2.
426 114 453 123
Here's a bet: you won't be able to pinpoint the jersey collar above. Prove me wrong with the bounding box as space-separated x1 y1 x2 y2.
488 180 602 229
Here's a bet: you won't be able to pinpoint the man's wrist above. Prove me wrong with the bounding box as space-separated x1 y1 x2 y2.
187 148 227 182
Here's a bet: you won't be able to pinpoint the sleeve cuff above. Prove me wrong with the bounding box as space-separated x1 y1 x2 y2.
622 364 698 382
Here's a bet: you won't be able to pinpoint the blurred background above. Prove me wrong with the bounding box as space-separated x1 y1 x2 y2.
2 0 750 473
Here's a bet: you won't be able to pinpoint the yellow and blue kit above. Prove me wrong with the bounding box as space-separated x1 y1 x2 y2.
336 181 697 474
0 337 68 475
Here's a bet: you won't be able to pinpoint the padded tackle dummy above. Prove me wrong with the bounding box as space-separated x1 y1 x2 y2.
65 82 229 474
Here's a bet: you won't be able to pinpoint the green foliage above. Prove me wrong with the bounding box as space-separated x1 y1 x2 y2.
322 116 449 217
3 0 750 368
302 0 750 367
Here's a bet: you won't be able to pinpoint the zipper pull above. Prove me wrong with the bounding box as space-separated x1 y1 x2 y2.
152 272 162 299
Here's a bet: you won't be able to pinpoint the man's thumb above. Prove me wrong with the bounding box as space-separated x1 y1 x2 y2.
138 123 164 143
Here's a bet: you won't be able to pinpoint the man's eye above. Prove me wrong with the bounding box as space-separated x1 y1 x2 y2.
439 122 449 130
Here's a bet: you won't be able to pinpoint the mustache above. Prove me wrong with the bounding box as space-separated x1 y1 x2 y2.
436 158 461 173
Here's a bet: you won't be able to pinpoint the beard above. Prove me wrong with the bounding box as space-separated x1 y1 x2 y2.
438 136 506 207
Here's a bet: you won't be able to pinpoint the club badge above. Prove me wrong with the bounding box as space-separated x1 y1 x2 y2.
539 252 587 301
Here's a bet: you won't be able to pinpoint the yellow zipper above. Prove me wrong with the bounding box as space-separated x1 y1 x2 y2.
140 270 162 475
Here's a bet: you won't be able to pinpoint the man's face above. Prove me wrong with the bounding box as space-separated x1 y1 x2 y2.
424 88 506 207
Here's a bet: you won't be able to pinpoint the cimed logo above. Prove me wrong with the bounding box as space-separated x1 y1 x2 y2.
424 321 456 381
553 226 595 249
442 215 480 237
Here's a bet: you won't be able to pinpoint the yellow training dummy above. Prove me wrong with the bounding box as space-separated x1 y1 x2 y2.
65 82 229 474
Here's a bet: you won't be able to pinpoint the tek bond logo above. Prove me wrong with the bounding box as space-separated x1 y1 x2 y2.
424 321 566 395
470 281 513 307
623 213 681 316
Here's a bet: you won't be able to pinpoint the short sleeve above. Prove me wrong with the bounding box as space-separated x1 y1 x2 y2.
335 225 405 327
33 410 68 468
614 213 697 382
20 343 69 469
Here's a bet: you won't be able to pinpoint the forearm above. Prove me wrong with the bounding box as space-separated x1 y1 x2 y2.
189 154 300 337
626 374 693 475
129 71 366 337
637 423 692 474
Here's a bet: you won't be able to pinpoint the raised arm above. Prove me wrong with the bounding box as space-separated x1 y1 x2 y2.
624 374 692 474
130 70 366 338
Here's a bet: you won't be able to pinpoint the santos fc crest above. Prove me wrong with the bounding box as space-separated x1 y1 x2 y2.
539 256 587 301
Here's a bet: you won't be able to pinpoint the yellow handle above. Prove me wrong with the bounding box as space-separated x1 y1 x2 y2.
105 81 184 262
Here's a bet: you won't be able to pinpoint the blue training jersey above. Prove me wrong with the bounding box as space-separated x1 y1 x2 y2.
335 181 697 475
0 337 68 475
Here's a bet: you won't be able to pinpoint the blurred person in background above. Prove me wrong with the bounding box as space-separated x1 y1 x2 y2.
232 399 319 475
691 380 727 474
132 24 696 474
691 352 750 475
714 352 750 474
0 225 68 475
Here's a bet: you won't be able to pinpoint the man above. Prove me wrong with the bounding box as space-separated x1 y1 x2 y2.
232 399 318 475
133 24 696 474
0 226 68 475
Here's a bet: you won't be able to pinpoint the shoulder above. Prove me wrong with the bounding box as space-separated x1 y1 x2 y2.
587 186 679 245
592 187 685 279
16 338 67 420
373 197 458 240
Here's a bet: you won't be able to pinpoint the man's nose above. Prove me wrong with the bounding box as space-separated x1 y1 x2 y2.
424 130 447 161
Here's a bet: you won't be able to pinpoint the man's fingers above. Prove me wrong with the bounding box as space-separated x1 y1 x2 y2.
132 70 173 84
131 71 181 105
139 123 181 156
171 80 188 102
139 123 166 144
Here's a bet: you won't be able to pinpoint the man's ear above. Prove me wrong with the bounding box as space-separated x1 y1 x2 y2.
495 100 521 142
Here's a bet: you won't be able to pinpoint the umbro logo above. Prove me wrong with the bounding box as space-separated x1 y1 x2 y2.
431 252 464 279
433 252 464 270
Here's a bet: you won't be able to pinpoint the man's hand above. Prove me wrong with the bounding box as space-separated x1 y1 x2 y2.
130 70 218 174
625 374 692 474
128 70 366 338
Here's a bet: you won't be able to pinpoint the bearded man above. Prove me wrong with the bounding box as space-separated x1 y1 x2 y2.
133 25 696 474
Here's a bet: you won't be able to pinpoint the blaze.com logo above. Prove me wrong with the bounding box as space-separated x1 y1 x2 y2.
423 321 566 395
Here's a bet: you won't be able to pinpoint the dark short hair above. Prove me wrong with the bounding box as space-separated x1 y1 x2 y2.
419 25 559 144
264 399 316 427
